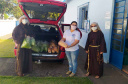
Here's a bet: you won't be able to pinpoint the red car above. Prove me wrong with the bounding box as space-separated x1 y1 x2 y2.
14 0 82 63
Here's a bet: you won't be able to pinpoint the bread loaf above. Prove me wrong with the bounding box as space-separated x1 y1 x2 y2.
58 40 68 48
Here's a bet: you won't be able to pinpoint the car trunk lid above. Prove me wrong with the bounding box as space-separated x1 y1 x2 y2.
18 0 67 25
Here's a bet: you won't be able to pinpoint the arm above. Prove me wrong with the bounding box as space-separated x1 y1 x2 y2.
67 31 80 48
28 25 35 37
58 30 68 48
12 25 24 45
60 38 66 42
69 39 79 47
12 27 19 44
100 32 107 54
60 30 67 42
84 34 90 53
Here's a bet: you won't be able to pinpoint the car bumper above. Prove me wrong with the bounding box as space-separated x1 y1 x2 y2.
32 56 64 62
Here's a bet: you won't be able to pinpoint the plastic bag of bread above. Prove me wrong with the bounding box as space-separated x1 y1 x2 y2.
48 48 52 53
58 40 68 48
53 46 59 53
50 40 57 48
52 49 55 53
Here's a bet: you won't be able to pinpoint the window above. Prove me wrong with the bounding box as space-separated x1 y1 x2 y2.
78 2 89 30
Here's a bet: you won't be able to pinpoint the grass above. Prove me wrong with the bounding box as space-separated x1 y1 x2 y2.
0 76 93 84
0 39 15 58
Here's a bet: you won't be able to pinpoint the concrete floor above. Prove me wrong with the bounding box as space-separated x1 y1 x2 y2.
78 47 128 84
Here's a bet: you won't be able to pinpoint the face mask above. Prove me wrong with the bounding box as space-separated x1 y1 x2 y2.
71 25 77 30
22 19 28 24
91 27 97 31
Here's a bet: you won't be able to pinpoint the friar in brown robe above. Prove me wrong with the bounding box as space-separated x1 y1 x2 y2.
12 15 34 76
84 26 107 78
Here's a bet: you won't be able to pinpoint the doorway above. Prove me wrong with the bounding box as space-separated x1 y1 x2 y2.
110 0 128 74
122 21 128 74
110 0 127 70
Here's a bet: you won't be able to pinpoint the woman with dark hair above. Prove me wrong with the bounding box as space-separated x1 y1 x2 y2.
12 15 34 76
60 21 80 77
84 22 107 78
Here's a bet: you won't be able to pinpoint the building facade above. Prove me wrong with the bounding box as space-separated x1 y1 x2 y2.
64 0 114 63
64 0 128 72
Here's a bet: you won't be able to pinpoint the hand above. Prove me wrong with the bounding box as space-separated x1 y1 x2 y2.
65 45 70 48
100 52 103 54
86 51 88 53
15 43 18 48
67 45 71 48
27 35 30 38
25 34 27 37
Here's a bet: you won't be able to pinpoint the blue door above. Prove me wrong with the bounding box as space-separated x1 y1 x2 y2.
110 0 128 70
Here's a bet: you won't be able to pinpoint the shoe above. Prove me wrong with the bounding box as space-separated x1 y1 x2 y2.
69 73 75 77
85 72 89 77
66 71 72 75
95 75 100 79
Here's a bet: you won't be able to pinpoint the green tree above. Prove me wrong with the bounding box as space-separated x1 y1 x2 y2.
10 0 23 19
0 0 23 20
0 0 13 19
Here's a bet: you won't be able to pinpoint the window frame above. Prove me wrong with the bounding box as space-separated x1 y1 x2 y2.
77 2 89 30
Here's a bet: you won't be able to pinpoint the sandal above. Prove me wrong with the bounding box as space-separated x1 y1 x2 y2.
95 75 100 79
85 72 90 77
69 73 75 77
66 71 72 75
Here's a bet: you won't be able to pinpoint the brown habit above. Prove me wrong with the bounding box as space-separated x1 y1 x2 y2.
84 30 107 77
12 23 34 76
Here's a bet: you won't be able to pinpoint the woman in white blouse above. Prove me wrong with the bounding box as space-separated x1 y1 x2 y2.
60 21 80 77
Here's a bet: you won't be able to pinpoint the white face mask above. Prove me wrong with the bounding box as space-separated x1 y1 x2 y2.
91 27 97 31
71 25 77 30
22 19 28 24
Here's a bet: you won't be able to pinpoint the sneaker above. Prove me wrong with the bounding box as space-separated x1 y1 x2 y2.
66 71 72 75
69 73 75 77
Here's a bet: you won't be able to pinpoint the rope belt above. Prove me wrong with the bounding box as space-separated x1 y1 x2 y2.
89 45 100 47
87 45 100 72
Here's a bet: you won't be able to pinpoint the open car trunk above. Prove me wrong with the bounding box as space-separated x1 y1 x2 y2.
30 24 61 57
17 0 67 59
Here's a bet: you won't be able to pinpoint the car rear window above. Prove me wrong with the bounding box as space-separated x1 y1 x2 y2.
20 2 64 21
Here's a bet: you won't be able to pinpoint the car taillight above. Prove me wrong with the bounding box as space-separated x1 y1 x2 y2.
60 46 65 52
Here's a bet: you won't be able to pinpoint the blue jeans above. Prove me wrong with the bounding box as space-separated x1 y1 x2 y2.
65 49 79 74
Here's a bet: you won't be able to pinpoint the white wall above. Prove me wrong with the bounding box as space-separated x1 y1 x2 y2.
64 0 90 23
64 0 114 63
0 20 16 37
